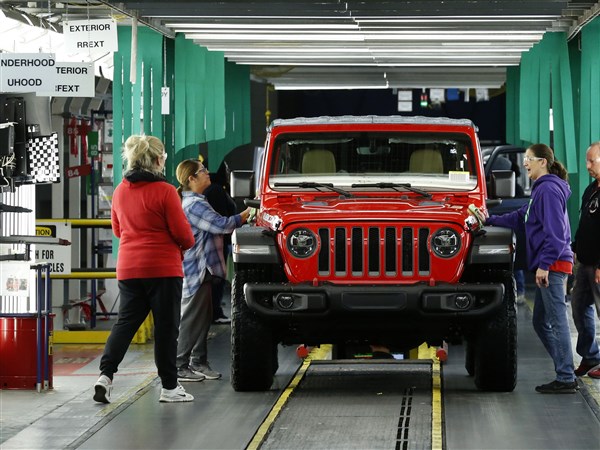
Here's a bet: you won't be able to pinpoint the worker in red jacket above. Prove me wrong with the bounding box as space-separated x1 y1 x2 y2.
93 135 195 404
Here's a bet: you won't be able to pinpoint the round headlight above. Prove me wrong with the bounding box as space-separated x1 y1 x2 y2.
287 228 318 258
431 228 461 258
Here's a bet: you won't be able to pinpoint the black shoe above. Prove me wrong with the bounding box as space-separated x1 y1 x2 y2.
574 361 599 377
535 380 578 394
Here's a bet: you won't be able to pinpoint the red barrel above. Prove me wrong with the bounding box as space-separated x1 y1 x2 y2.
0 315 53 390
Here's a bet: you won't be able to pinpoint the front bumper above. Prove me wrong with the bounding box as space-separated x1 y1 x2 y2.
244 282 504 320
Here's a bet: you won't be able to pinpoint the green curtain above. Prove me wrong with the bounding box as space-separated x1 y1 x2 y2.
207 61 252 171
516 32 577 169
173 34 226 163
508 24 600 231
112 26 164 255
505 66 527 147
113 26 164 184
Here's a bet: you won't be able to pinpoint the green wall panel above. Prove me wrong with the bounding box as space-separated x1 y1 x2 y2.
207 62 252 171
174 35 226 158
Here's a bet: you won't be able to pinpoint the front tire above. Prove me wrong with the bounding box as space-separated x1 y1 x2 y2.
230 268 277 391
473 271 517 392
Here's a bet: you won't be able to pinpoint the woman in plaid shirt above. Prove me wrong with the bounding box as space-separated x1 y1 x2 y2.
175 159 250 381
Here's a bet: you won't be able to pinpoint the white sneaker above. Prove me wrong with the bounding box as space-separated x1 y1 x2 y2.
93 375 112 404
516 295 526 306
159 383 194 403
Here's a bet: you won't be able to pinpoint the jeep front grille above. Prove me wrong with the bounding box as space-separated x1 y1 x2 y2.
317 225 430 278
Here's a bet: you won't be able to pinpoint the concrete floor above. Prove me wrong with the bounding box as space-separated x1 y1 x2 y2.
1 297 599 450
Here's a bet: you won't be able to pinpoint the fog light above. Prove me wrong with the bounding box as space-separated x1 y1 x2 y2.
276 294 295 309
454 294 471 309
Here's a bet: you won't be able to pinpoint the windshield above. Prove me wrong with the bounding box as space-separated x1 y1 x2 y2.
268 131 477 192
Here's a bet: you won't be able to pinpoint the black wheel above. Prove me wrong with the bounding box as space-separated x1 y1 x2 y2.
473 271 517 392
230 268 278 391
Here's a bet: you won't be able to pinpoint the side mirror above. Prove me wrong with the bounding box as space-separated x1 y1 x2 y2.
230 170 255 201
489 170 515 198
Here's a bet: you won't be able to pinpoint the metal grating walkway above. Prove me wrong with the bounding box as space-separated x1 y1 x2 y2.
260 361 433 450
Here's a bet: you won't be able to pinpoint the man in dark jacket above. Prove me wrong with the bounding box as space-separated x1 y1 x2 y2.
571 141 600 379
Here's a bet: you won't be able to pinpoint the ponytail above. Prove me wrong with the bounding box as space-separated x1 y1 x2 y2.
548 159 569 181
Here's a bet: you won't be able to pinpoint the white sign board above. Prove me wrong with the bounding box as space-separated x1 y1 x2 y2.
35 221 72 274
0 53 57 93
64 19 118 53
0 262 32 298
161 87 170 115
0 55 94 97
38 62 95 97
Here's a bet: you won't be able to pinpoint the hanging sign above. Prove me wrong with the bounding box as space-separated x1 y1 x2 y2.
0 53 56 93
38 62 95 98
0 56 94 97
66 164 92 178
161 87 170 115
87 131 99 157
64 19 118 53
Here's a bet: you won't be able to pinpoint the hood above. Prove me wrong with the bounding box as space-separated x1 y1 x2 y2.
531 173 571 198
258 195 477 231
123 168 167 185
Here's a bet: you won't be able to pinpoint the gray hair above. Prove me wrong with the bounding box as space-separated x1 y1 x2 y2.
122 135 165 175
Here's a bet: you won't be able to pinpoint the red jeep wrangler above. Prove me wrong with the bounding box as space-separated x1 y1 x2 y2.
230 116 517 392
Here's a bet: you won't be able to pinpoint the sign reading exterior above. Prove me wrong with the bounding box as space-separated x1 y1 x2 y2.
64 19 118 53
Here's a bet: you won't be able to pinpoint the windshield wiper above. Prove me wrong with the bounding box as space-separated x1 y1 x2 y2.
274 182 353 198
350 182 432 199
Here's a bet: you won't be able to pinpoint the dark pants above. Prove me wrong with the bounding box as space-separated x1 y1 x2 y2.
177 281 213 368
99 277 182 390
212 277 226 320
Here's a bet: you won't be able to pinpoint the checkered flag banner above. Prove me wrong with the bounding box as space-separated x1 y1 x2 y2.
27 132 60 183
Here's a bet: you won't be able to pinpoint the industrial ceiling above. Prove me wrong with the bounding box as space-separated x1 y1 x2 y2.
3 1 600 90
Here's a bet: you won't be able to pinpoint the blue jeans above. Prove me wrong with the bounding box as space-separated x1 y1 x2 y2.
515 270 525 296
570 263 600 365
532 271 575 382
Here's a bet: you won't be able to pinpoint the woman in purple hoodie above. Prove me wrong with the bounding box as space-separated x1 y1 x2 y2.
485 143 576 394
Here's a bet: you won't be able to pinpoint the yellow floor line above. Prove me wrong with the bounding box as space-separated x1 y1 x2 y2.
246 345 330 450
418 343 443 450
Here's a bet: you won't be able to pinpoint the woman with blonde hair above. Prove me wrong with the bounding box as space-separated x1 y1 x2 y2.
174 159 250 382
94 135 195 404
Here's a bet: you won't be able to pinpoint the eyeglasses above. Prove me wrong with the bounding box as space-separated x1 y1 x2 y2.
160 153 168 160
523 156 544 163
194 167 208 176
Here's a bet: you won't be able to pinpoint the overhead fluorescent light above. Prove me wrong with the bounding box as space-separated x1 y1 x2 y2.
186 33 365 41
273 84 390 90
356 15 559 22
167 23 359 30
